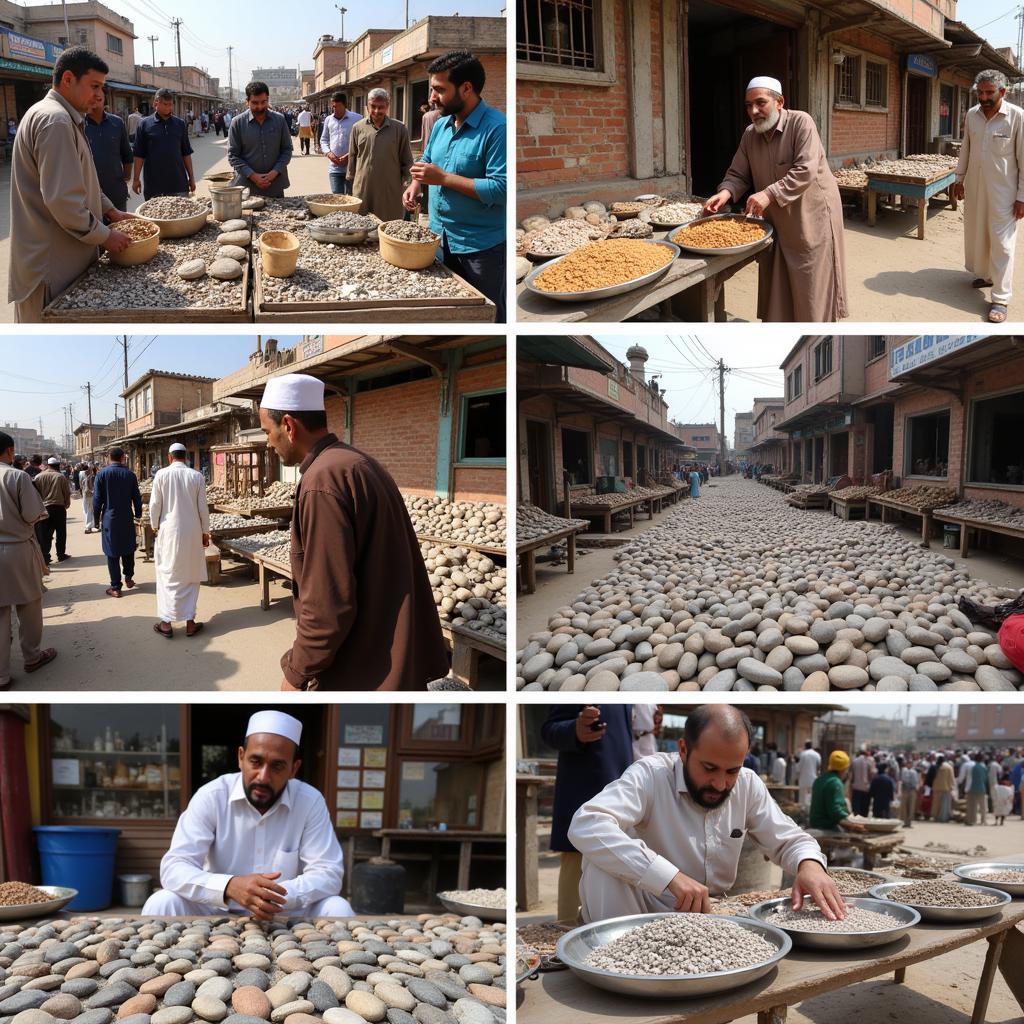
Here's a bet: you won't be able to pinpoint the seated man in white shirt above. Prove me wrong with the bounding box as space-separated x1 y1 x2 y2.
569 704 846 923
142 710 354 918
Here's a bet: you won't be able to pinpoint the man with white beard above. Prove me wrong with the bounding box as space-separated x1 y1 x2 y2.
952 69 1024 323
703 77 847 322
150 442 209 638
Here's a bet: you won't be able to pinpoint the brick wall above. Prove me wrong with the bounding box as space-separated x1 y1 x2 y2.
830 30 900 162
961 359 1024 508
352 377 441 494
451 356 506 502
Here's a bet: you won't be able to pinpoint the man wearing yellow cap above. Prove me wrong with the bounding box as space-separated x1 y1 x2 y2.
809 750 866 832
704 76 847 322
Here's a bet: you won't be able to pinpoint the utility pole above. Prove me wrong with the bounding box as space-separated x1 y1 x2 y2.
121 335 129 392
335 4 347 40
61 0 70 46
171 18 184 94
82 381 93 460
148 34 159 71
227 45 233 98
718 358 727 472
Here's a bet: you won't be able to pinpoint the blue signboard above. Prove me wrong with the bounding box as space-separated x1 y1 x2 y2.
0 28 64 66
907 53 938 78
889 335 986 378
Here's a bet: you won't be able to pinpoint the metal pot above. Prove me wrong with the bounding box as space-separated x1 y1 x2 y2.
118 873 152 906
210 185 244 222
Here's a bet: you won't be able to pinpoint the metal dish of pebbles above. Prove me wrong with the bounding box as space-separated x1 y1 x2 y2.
869 881 1010 922
0 885 78 921
953 863 1024 896
828 867 891 896
555 912 791 998
523 240 680 304
670 213 774 256
436 891 506 922
748 897 919 951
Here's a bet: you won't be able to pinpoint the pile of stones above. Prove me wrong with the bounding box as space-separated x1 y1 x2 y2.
404 498 505 550
516 478 1022 692
209 514 280 532
934 499 1024 526
420 543 506 629
228 531 292 558
138 197 211 220
878 486 959 510
0 914 506 1024
437 891 504 911
765 904 898 933
515 505 588 544
880 881 1002 908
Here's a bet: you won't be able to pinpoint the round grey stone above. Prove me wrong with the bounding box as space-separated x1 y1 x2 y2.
72 1011 113 1024
411 1008 453 1024
84 985 137 1011
404 982 446 1011
908 674 939 691
618 673 670 692
196 980 233 1004
736 658 782 686
941 650 978 673
306 983 337 1014
162 983 195 1009
868 656 914 681
232 973 269 993
386 1011 416 1024
58 984 96 1000
151 1008 193 1024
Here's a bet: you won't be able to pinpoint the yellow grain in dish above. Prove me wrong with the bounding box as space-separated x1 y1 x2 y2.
532 239 674 293
672 219 766 248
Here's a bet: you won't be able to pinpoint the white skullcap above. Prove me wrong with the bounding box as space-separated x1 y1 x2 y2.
169 442 186 453
261 373 325 411
246 710 302 746
747 76 783 94
47 457 59 465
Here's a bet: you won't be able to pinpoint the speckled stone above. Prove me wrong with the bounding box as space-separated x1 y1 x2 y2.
411 1010 453 1024
305 983 337 1014
73 1010 114 1024
37 998 79 1023
59 982 97 1000
161 984 194 1009
10 1010 55 1024
138 978 179 999
314 972 350 1004
450 1001 492 1024
84 986 138 1012
150 1007 193 1024
419 978 463 1003
229 991 268 1021
269 1000 313 1024
372 987 414 1014
465 988 502 1010
231 974 268 995
195 981 232 1005
343 993 385 1024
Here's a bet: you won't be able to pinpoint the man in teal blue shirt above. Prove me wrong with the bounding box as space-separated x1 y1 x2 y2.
403 51 506 321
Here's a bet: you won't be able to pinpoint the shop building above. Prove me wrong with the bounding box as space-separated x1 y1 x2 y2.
0 25 62 128
956 704 1024 746
307 17 506 147
516 336 693 510
733 411 754 462
134 64 220 121
0 703 505 901
73 420 119 461
676 423 721 465
749 397 786 472
887 334 1024 509
516 0 1018 218
312 35 349 96
214 335 505 504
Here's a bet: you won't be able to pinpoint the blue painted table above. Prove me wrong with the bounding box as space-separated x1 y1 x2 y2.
866 169 958 239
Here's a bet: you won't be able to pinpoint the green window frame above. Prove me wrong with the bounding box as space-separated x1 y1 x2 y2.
456 388 506 466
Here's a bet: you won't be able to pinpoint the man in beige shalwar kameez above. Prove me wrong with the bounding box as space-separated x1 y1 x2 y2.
0 430 57 688
347 89 414 222
8 47 134 322
705 77 848 322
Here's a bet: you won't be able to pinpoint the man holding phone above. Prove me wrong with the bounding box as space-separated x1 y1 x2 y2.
541 706 634 922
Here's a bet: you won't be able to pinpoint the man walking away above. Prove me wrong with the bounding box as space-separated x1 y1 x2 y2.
93 447 142 598
132 88 195 200
899 757 919 827
150 443 209 638
320 92 360 195
0 431 57 687
80 463 97 533
33 457 71 565
127 105 142 144
8 46 134 322
84 92 132 212
297 106 313 155
797 739 820 808
228 82 292 198
403 51 506 320
952 69 1024 323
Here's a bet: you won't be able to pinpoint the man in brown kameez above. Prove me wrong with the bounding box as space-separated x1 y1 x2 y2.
258 374 449 691
0 431 57 689
8 47 135 322
704 77 848 322
347 89 414 222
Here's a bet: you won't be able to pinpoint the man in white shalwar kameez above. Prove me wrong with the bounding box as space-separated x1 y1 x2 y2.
149 442 209 638
952 69 1024 323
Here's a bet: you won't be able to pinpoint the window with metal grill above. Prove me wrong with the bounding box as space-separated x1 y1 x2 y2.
814 338 833 381
518 0 597 69
868 336 887 360
865 60 887 108
106 33 123 55
835 55 859 104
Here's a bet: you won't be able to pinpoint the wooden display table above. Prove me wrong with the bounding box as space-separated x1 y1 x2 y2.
440 622 506 688
932 510 1024 558
517 233 771 323
373 829 505 894
516 774 542 911
517 904 1024 1024
570 495 652 534
219 539 293 610
807 828 905 869
517 524 587 594
866 169 957 240
214 503 293 520
867 495 938 547
415 533 506 557
829 495 871 520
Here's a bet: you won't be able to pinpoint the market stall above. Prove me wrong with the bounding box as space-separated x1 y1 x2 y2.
516 505 590 595
932 499 1024 559
867 486 960 547
864 156 959 241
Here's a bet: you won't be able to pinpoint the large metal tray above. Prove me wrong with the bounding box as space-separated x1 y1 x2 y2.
555 912 791 998
436 891 506 922
748 897 919 951
523 240 680 304
0 886 78 921
869 881 1010 922
953 862 1024 896
670 213 774 256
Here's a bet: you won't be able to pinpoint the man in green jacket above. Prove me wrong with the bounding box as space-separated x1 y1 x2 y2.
810 750 866 832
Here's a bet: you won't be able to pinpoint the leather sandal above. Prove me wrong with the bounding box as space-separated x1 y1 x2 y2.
153 622 173 638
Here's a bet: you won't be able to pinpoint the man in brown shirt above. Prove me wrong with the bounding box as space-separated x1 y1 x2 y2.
33 458 72 566
258 374 449 690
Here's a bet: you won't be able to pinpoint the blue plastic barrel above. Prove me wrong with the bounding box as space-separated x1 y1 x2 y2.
33 826 121 910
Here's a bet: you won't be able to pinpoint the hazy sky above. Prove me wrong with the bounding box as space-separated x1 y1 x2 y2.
18 0 504 86
957 0 1019 53
595 333 797 446
0 336 300 440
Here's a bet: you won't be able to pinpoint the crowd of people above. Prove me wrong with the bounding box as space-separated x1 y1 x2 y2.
8 46 506 321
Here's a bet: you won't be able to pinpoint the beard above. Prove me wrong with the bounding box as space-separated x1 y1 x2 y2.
440 92 466 117
752 106 781 134
245 780 284 811
683 755 737 809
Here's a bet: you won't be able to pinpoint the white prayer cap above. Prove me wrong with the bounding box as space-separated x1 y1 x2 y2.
246 710 303 746
261 373 325 411
47 457 59 465
169 442 186 454
747 76 783 94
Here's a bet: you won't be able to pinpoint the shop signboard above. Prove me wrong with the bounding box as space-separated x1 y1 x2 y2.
907 53 937 77
889 334 986 378
1 30 63 67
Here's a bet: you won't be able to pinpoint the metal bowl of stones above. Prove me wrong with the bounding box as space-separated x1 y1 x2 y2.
523 240 680 304
307 211 377 245
869 881 1010 922
136 197 211 238
436 889 506 922
555 912 791 998
670 213 773 256
0 885 78 921
953 863 1024 897
748 897 919 951
647 201 705 228
828 867 891 897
